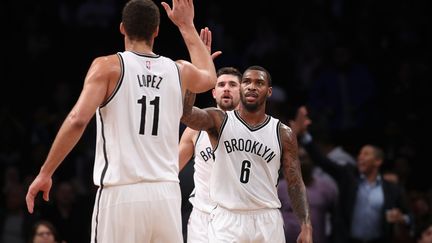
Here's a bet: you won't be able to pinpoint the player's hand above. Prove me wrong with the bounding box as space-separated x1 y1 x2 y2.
200 27 222 60
162 0 194 29
25 174 52 213
297 223 313 243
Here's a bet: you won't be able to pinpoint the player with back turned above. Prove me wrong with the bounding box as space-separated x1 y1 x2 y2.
25 0 217 242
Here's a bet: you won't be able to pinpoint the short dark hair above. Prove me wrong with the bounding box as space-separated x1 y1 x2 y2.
217 67 242 81
28 220 59 243
122 0 160 42
368 144 385 160
243 65 272 86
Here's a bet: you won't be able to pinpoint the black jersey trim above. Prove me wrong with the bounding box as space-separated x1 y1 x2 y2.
100 53 125 107
275 121 283 188
212 112 229 156
93 187 102 243
175 62 184 111
97 109 110 187
194 130 203 151
130 51 160 58
93 109 110 242
233 110 271 131
276 121 282 154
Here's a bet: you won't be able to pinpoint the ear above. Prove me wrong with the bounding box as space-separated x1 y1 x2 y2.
153 26 159 38
120 22 126 35
267 87 273 97
212 88 216 99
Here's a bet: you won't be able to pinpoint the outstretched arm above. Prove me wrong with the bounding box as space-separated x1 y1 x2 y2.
26 55 120 214
179 127 198 171
162 0 216 93
178 26 221 171
280 123 313 243
181 105 224 135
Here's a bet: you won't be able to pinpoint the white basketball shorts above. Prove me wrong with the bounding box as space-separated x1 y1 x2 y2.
91 181 182 243
208 206 285 243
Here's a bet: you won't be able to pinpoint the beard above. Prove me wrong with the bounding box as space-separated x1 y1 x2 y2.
218 101 235 111
240 95 259 111
217 98 236 111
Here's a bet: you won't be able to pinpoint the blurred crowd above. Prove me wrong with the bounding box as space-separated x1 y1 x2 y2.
1 0 430 242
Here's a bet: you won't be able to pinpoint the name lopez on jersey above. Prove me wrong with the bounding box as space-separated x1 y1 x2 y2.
137 74 163 89
223 138 276 163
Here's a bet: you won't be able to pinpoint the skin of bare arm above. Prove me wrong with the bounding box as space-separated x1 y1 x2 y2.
178 26 222 171
180 91 225 149
25 55 120 213
181 106 225 143
161 0 217 94
179 127 199 171
280 122 313 243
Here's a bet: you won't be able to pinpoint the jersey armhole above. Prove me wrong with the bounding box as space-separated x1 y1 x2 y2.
100 53 125 108
212 113 229 155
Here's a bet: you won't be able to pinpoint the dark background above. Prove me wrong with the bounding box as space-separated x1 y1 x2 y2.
0 0 430 242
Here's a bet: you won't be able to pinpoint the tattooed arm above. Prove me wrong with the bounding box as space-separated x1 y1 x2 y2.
280 123 313 243
181 89 226 142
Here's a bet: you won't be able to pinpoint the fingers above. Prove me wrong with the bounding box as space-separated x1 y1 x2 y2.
211 51 222 60
200 28 206 42
25 190 35 214
205 27 211 46
200 28 210 45
161 2 172 14
185 0 193 8
43 190 50 202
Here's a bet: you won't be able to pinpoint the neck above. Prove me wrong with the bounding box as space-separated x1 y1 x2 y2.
238 105 267 127
125 38 154 55
365 170 379 183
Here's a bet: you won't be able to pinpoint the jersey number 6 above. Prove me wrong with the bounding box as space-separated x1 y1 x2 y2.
240 160 251 183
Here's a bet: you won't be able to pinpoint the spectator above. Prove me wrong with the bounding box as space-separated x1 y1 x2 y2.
28 220 61 243
294 106 412 243
416 217 432 243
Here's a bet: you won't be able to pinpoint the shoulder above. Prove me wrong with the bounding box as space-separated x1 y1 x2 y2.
90 54 121 77
175 59 190 73
278 122 294 139
278 121 298 154
92 54 120 66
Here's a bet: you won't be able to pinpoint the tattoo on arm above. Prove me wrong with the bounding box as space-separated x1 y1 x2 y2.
281 124 311 225
182 89 196 121
180 90 225 133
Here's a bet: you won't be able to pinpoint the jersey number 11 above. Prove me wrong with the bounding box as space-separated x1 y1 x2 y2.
137 95 160 136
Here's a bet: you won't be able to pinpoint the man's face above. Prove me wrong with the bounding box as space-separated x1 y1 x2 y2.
240 70 271 111
212 74 241 111
419 225 432 243
357 145 381 175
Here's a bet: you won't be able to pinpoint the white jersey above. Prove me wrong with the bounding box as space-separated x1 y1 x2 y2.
94 51 182 186
211 110 282 210
189 131 216 213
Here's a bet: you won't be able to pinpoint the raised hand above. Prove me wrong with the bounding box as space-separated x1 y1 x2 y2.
162 0 194 29
199 27 222 60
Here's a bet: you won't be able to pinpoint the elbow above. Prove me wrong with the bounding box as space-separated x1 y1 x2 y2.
67 111 90 129
208 73 217 87
198 73 217 93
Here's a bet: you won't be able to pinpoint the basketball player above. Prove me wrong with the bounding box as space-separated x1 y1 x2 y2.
25 0 217 242
181 66 313 242
179 66 242 242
